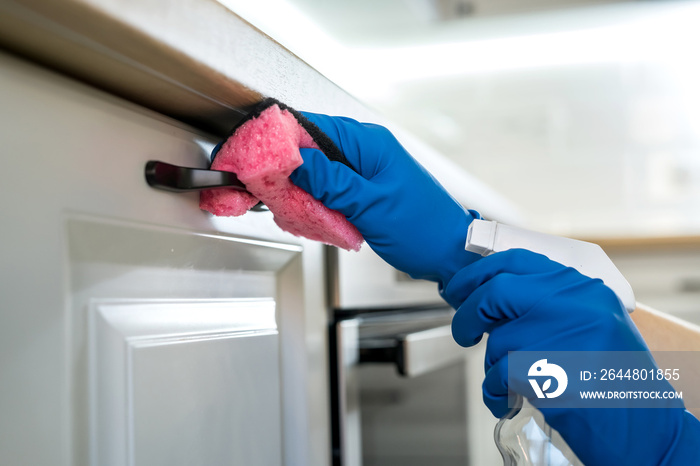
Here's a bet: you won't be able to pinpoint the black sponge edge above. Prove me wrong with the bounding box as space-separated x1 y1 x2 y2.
217 97 357 173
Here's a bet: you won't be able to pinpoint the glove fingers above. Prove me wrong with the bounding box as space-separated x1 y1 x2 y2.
290 148 370 220
483 357 534 419
483 357 511 418
210 141 224 161
300 112 394 179
442 249 565 310
451 272 526 347
452 267 566 347
484 356 542 419
451 275 514 347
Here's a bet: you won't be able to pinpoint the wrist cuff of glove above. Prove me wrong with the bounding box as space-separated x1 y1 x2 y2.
437 208 482 308
661 410 700 466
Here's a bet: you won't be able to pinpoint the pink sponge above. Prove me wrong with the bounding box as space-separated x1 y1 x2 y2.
200 100 363 251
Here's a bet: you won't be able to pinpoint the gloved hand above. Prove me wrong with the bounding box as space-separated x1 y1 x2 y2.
444 248 700 466
289 112 480 288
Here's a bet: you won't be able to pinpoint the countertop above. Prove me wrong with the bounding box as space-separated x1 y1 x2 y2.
0 0 521 223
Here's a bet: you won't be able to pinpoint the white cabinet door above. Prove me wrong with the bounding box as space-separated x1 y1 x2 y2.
0 52 316 466
90 299 280 466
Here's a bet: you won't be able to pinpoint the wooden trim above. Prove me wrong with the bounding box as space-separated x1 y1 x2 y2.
577 236 700 253
632 303 700 419
632 303 700 351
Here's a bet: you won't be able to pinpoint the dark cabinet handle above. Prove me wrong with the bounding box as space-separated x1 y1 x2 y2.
145 160 247 192
144 161 269 211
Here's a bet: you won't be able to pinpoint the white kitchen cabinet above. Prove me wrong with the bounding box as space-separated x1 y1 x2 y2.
0 51 325 465
0 2 523 465
89 299 280 465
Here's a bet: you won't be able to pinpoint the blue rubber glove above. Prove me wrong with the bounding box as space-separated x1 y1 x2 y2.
289 112 480 288
444 248 700 466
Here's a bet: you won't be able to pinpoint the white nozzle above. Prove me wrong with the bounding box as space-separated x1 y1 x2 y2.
466 219 636 313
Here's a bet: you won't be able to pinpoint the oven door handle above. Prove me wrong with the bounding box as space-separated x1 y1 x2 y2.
359 325 465 378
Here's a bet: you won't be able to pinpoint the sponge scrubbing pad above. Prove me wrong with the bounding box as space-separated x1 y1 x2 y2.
200 99 363 251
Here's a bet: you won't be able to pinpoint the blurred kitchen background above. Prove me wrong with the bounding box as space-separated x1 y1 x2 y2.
222 0 700 324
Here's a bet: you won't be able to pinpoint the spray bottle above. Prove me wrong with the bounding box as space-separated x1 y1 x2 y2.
465 219 636 466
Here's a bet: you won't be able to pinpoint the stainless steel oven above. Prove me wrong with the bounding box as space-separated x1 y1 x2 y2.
327 247 499 466
331 305 471 466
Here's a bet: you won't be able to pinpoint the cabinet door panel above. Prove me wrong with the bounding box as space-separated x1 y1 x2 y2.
67 217 296 466
1 51 321 466
0 49 312 466
91 300 280 466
